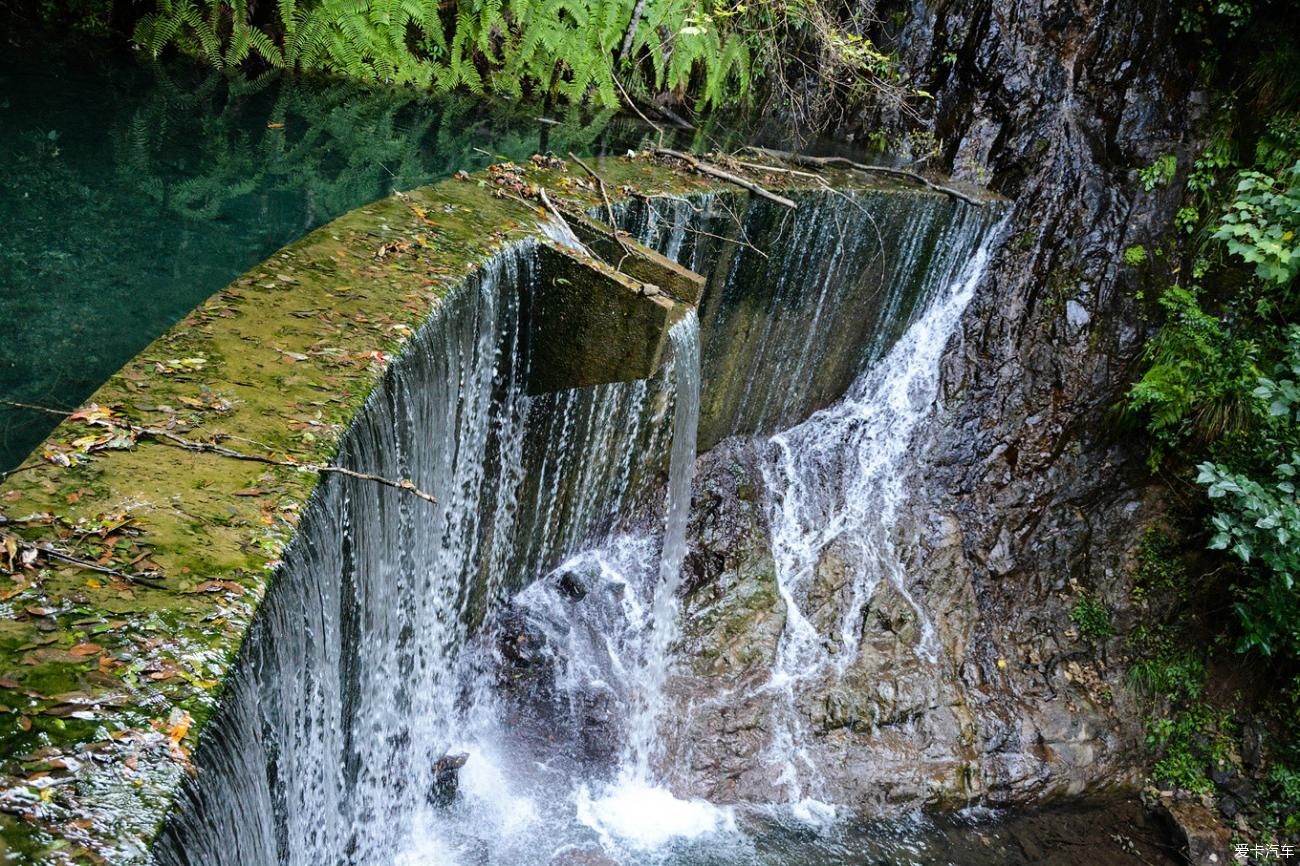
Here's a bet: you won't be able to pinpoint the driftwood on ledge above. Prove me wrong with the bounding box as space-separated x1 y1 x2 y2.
653 148 798 209
744 146 984 207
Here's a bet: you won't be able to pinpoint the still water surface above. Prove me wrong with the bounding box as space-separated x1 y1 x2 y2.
0 45 663 472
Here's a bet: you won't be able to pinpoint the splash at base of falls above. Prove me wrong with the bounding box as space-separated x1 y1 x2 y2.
388 221 1008 865
576 781 736 852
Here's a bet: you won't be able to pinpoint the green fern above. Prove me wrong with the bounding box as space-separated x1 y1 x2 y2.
133 0 771 112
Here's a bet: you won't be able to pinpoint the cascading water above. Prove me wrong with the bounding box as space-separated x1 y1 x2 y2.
628 310 700 780
152 243 681 866
156 188 1008 866
755 218 1004 814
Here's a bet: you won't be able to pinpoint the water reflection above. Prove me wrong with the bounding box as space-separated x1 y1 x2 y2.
0 48 663 471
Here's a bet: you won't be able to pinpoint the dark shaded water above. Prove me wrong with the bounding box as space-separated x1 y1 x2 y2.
0 45 670 472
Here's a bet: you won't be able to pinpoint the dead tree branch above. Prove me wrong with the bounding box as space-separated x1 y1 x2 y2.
0 401 437 505
653 149 798 209
744 146 984 207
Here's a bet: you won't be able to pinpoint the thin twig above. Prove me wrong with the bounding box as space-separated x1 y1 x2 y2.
624 193 764 261
536 187 596 260
0 400 70 416
568 152 635 270
1 529 167 590
650 101 694 131
653 149 798 209
37 543 168 589
731 160 825 180
0 513 56 527
744 146 984 207
601 40 662 139
568 152 621 230
137 427 438 504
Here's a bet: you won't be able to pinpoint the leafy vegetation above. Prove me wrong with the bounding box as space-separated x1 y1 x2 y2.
1140 155 1178 192
1197 328 1300 658
1212 160 1300 284
1123 0 1299 836
119 0 919 124
1126 26 1299 661
1070 593 1114 642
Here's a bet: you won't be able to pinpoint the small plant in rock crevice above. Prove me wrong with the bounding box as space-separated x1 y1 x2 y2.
1071 592 1114 642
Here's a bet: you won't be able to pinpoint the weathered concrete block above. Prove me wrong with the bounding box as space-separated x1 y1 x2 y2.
526 240 678 394
561 209 705 304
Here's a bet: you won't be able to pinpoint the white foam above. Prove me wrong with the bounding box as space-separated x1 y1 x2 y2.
392 815 461 866
456 747 540 836
787 797 839 826
576 779 736 851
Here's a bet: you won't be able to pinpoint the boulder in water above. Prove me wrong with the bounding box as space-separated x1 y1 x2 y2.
428 752 469 807
556 569 588 602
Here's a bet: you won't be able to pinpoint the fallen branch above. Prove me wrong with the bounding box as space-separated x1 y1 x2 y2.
600 40 663 140
0 401 438 505
731 160 825 181
648 101 694 131
136 427 438 504
37 543 168 589
536 187 598 260
653 149 798 209
1 529 167 589
744 146 984 207
0 400 70 416
568 152 621 231
625 191 770 259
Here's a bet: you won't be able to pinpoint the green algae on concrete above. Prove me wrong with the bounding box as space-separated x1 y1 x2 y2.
527 241 677 394
0 150 996 863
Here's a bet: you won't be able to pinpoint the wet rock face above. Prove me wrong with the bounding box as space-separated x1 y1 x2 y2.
662 0 1202 811
661 440 1136 811
889 0 1198 804
484 586 626 771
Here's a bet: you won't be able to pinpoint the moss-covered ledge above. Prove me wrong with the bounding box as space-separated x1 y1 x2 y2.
0 152 991 863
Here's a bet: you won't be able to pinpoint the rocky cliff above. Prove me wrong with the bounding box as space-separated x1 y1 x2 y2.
664 0 1206 811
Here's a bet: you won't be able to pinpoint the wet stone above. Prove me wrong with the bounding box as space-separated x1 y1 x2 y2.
556 570 588 602
428 752 469 807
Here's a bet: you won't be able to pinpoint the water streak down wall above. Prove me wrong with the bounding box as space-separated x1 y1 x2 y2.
149 188 1001 865
626 190 993 449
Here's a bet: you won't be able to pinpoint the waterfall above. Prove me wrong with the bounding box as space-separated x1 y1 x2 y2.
755 216 1005 812
627 310 700 780
152 243 681 866
155 190 1006 866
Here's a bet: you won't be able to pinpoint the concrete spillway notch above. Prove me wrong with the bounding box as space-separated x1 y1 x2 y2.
525 220 705 395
